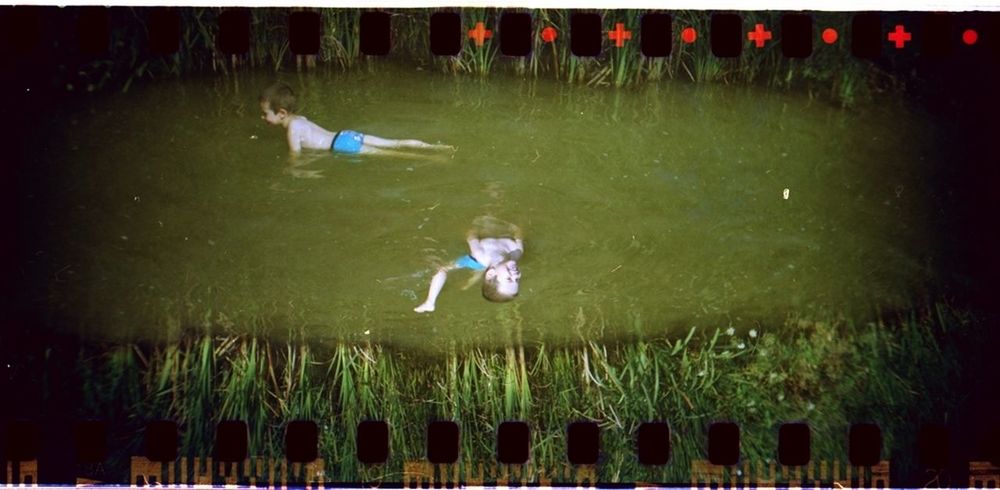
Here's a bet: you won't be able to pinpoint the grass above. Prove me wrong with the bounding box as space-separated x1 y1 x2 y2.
21 7 896 107
1 299 980 486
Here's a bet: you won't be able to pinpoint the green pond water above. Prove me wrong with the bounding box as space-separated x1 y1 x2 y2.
16 65 953 352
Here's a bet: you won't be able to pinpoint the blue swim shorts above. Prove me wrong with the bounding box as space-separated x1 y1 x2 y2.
454 254 486 271
332 130 365 154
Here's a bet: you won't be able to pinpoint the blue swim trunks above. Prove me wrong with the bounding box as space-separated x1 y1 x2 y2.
454 254 486 271
332 130 365 154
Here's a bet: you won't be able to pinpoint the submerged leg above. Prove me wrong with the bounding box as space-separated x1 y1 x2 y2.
363 134 455 151
359 146 450 162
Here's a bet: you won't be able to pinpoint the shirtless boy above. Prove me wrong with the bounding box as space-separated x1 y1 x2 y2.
414 221 524 313
259 82 453 158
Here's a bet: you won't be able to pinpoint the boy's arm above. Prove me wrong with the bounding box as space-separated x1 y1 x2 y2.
284 153 324 179
510 225 524 255
286 123 303 154
465 230 485 257
459 271 483 291
510 223 524 241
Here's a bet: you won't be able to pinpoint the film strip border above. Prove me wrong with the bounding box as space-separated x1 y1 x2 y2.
2 6 998 489
3 419 1000 486
1 7 999 61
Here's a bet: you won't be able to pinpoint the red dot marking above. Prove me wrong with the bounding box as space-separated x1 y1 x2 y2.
541 26 557 43
682 27 697 44
822 28 838 44
962 29 978 45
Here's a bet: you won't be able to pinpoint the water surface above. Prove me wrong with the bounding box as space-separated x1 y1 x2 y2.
15 66 954 352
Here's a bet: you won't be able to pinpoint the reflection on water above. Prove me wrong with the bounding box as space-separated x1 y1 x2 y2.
14 66 956 352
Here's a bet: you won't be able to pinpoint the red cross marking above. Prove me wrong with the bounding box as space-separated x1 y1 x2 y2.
468 21 492 47
747 23 772 48
887 24 911 49
608 22 632 48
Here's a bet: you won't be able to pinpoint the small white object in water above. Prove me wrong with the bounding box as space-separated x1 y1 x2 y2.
783 188 790 200
120 236 128 241
749 329 758 338
725 327 735 336
250 135 258 140
364 330 370 335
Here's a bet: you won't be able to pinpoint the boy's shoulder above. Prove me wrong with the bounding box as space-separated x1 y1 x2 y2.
286 116 320 138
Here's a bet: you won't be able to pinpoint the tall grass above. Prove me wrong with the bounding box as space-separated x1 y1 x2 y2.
453 9 499 76
2 299 978 485
34 7 891 107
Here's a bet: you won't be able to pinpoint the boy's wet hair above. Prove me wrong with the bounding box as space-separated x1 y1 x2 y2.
482 267 518 303
260 82 296 113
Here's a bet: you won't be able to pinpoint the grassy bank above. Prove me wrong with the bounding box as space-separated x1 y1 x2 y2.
8 7 896 107
1 300 980 485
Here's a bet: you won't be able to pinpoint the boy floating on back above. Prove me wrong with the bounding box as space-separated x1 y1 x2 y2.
259 82 453 158
414 217 524 313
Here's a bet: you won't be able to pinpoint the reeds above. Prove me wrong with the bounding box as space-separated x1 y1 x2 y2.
452 9 499 76
36 7 887 106
1 299 977 484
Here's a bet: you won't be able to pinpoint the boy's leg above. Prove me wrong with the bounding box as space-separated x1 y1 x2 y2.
363 134 454 151
359 146 450 162
414 268 450 313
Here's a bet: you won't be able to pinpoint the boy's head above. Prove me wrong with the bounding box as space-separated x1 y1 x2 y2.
259 82 296 125
482 260 521 302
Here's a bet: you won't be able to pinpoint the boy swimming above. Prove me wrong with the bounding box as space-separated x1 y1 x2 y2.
414 219 524 313
259 82 453 157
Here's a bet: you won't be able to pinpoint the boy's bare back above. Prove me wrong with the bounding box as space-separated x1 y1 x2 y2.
286 116 336 153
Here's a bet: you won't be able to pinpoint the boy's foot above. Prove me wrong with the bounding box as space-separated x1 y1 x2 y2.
414 302 435 313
